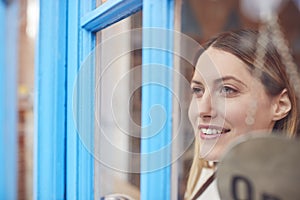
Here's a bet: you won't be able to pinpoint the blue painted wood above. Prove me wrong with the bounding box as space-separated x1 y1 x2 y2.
66 0 80 198
81 0 142 32
78 1 95 199
34 0 67 199
0 1 19 199
141 0 174 199
0 3 5 197
67 0 95 199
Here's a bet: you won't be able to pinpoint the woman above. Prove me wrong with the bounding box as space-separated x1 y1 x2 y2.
185 29 299 199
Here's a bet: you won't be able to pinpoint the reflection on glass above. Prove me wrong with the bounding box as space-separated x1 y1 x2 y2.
94 11 142 200
97 0 108 7
92 0 300 199
18 0 38 199
177 0 300 199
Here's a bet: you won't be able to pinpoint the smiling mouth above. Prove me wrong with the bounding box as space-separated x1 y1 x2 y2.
200 128 230 135
198 124 231 138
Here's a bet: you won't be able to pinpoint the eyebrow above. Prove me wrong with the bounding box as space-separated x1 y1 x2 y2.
191 76 247 87
214 76 247 87
191 80 202 85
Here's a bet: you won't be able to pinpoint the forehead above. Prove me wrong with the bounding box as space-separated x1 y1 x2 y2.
193 47 250 80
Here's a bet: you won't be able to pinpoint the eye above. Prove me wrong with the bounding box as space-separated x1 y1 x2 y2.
219 86 238 97
191 86 204 98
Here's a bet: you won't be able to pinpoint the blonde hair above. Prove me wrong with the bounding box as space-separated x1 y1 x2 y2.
184 136 201 200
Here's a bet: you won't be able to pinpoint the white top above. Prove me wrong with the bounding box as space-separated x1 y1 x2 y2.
192 168 221 200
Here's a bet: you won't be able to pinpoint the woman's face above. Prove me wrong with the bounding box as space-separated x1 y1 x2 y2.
189 47 277 161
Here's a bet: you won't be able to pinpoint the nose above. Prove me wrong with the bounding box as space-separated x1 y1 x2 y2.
197 92 217 120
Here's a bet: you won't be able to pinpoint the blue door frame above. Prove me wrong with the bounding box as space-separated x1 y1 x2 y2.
34 1 67 199
0 0 19 199
141 1 174 199
35 0 175 199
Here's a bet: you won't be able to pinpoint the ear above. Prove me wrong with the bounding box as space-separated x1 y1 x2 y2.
272 89 291 121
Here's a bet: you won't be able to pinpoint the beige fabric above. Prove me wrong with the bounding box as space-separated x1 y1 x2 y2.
192 168 220 200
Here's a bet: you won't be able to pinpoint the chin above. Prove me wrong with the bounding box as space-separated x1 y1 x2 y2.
200 151 220 162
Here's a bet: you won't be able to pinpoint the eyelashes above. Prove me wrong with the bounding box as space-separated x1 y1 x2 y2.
191 86 204 98
191 85 239 98
219 86 238 96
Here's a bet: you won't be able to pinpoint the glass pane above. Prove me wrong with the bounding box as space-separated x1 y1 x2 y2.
18 0 38 198
94 11 142 200
176 0 300 199
96 0 108 7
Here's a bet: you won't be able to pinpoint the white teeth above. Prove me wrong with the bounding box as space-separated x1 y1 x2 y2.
201 128 208 134
201 128 223 135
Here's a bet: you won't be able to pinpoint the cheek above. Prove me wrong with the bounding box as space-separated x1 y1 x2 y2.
223 101 248 125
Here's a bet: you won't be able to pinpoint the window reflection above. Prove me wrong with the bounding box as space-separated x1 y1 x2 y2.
95 11 142 200
176 0 300 199
18 0 37 199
